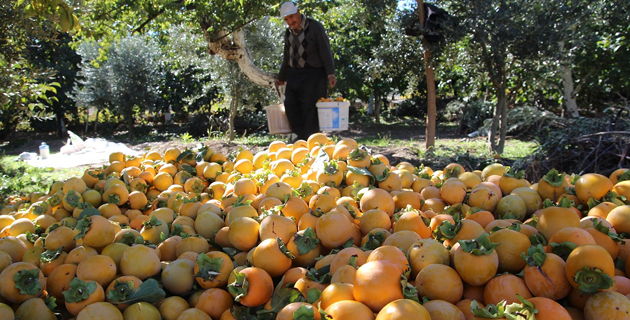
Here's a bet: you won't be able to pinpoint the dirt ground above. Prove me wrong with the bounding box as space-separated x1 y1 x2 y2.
3 119 455 168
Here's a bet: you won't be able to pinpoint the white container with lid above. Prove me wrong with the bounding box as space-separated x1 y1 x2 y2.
39 142 50 159
316 101 350 131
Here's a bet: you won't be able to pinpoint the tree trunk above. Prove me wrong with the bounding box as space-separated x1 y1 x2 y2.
374 93 381 124
561 64 580 118
93 109 99 135
228 83 238 141
126 110 134 140
488 92 500 152
84 110 89 136
497 87 508 154
56 110 67 139
202 28 276 88
489 83 508 154
425 49 436 150
558 40 580 118
417 0 437 150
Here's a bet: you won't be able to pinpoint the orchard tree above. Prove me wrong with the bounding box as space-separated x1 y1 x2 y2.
72 41 112 134
446 0 566 153
27 30 82 137
321 0 422 123
156 24 219 118
105 35 164 139
207 17 284 141
573 0 630 113
0 1 59 138
57 0 332 89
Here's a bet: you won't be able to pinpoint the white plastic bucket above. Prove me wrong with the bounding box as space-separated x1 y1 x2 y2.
316 101 350 131
264 104 293 135
39 142 50 159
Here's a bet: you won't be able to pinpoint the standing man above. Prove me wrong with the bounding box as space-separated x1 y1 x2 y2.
277 1 337 141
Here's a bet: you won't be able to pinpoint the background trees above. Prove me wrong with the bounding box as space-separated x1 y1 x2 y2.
2 0 628 150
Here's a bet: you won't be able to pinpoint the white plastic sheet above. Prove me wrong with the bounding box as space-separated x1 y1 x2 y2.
26 134 141 168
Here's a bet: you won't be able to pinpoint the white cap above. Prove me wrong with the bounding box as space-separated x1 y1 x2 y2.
280 2 298 18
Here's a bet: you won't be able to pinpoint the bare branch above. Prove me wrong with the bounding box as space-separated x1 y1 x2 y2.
572 68 596 97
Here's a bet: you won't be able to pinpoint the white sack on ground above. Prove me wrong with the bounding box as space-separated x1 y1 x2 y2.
26 136 141 169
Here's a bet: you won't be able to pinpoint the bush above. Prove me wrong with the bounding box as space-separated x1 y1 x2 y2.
185 107 269 138
456 100 494 135
510 106 630 179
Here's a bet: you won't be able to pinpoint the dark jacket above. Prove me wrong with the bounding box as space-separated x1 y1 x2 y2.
278 16 335 82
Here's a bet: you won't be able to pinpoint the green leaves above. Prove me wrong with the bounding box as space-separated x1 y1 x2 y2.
278 237 296 259
573 266 615 295
74 215 91 240
549 242 578 261
19 0 79 32
119 279 166 305
118 232 145 245
542 169 566 187
106 280 135 303
13 268 42 295
194 253 224 281
40 246 64 263
77 207 101 220
256 279 304 318
306 288 321 304
228 271 249 302
293 305 317 320
361 230 387 250
521 244 547 268
294 227 320 255
142 215 163 229
458 233 500 255
401 268 419 303
62 278 97 303
504 295 537 320
471 300 507 318
347 165 375 185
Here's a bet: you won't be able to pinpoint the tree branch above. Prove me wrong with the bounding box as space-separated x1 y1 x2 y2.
209 18 258 43
479 41 501 89
132 0 186 34
133 8 167 34
572 68 595 98
577 131 630 139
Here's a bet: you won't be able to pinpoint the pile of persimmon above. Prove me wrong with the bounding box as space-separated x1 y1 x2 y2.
1 132 630 320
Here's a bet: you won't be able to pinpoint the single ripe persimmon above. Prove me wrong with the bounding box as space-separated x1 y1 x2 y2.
195 288 233 320
422 300 466 320
325 300 375 320
375 299 430 320
452 233 499 286
522 245 571 300
227 267 273 307
276 302 321 320
0 261 45 304
353 260 404 313
194 251 234 289
483 274 532 306
416 264 463 304
565 244 615 295
63 277 106 316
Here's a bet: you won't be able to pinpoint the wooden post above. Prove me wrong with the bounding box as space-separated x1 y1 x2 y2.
417 0 437 150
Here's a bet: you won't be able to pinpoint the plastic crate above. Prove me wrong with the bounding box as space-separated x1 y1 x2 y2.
264 104 293 135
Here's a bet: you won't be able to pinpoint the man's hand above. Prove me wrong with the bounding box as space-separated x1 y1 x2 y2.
276 78 286 86
328 75 337 88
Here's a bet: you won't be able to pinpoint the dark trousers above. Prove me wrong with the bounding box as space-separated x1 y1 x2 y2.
284 67 328 141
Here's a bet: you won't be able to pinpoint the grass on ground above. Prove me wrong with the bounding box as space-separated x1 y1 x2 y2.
0 156 84 199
